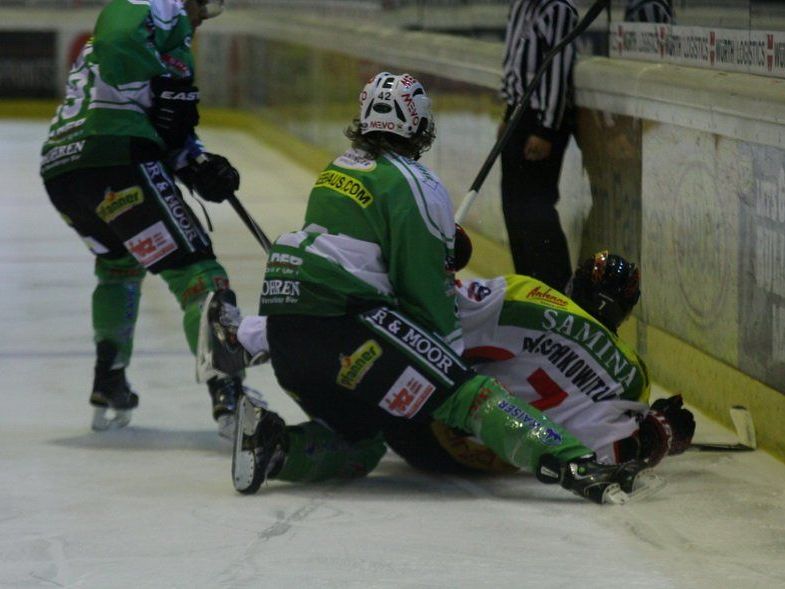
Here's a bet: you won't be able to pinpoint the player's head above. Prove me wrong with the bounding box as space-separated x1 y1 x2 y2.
346 72 435 160
185 0 224 28
566 250 640 333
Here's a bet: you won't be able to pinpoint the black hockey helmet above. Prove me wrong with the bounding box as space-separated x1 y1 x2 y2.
567 250 640 332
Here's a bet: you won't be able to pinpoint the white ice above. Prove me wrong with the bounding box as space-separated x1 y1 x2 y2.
2 120 784 589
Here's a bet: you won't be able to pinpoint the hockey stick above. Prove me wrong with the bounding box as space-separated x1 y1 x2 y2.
688 406 757 452
227 194 273 254
454 0 610 224
192 153 273 253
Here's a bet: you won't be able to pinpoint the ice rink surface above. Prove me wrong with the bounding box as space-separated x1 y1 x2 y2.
2 120 785 589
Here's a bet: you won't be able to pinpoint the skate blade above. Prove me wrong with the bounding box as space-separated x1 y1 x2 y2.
603 471 667 505
232 449 256 492
239 394 264 437
196 292 221 384
91 406 132 431
232 396 259 493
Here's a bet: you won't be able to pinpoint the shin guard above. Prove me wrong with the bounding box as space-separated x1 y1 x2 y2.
160 259 230 355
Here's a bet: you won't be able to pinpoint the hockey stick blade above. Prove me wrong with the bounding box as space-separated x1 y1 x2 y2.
688 405 757 452
730 405 757 449
689 443 755 452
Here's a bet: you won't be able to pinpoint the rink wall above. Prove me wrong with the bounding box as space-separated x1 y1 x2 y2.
3 8 785 461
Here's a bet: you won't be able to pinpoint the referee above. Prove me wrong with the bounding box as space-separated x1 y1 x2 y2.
625 0 674 23
499 0 578 291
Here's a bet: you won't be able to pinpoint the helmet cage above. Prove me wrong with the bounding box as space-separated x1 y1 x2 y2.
359 72 433 139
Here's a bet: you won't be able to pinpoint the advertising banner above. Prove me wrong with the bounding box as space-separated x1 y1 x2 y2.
0 30 57 98
611 22 785 79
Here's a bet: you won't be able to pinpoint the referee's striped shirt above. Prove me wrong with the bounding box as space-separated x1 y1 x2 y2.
501 0 578 133
624 0 674 24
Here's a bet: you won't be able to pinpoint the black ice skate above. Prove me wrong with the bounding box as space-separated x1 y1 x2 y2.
90 341 138 431
208 375 243 440
537 454 665 505
232 392 286 494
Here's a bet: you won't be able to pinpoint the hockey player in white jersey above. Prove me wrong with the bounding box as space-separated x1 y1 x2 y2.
424 250 696 471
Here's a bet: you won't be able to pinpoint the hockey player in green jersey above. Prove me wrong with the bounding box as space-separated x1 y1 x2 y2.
203 73 662 504
41 0 244 437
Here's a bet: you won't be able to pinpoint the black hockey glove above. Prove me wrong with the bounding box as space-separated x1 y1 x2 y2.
639 394 696 464
150 76 200 149
178 153 240 203
650 394 696 455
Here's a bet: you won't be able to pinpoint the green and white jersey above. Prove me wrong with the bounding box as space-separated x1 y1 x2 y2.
259 148 463 351
41 0 194 179
457 274 650 463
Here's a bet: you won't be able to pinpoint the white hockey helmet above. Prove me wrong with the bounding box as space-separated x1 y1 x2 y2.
359 72 433 139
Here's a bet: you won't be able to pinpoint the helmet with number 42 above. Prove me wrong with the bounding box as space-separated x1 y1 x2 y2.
359 72 434 140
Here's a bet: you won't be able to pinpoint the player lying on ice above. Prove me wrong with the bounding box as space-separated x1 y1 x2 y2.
382 251 696 475
198 72 669 504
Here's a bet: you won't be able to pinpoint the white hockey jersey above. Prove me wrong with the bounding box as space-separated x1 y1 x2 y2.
457 275 650 464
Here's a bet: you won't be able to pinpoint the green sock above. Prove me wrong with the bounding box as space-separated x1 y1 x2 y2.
92 256 146 366
433 375 592 471
160 259 230 354
276 422 386 483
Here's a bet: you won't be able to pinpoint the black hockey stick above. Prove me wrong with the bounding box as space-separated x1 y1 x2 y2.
690 443 755 452
227 194 273 254
688 406 757 452
455 0 610 223
191 154 273 253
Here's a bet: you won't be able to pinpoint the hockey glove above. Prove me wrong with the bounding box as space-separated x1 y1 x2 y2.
150 76 200 149
650 394 695 455
639 394 696 465
178 153 240 203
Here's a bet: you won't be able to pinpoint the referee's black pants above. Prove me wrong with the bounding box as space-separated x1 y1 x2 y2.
500 107 573 291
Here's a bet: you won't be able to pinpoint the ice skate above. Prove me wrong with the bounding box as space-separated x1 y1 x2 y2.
208 375 243 439
90 369 139 431
196 289 248 383
537 454 665 505
232 392 286 494
90 341 138 431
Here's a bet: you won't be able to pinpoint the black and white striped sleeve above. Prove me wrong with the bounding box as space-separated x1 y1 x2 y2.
501 0 578 136
624 0 674 24
533 0 578 133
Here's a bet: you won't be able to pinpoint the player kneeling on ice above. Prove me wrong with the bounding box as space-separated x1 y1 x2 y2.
383 251 696 475
201 252 688 501
198 73 661 504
